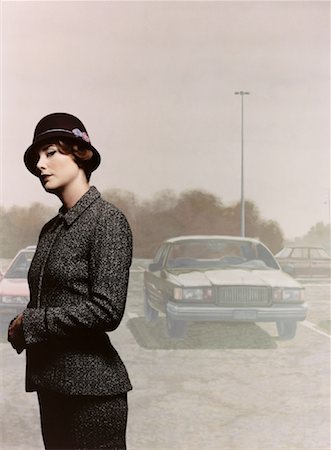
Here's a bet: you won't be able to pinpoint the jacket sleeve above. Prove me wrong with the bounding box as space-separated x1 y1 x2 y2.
22 209 132 346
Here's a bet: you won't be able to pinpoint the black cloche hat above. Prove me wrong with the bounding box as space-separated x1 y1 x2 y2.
24 112 101 175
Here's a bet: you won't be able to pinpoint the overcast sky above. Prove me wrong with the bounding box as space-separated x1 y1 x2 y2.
1 1 330 239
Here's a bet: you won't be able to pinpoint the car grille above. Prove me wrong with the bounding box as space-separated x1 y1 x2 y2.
216 286 272 306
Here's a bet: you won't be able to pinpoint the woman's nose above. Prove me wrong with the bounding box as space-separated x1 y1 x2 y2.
36 153 46 170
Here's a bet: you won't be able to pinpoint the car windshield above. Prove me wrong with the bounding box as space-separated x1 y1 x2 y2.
275 247 292 258
5 251 34 279
166 240 279 270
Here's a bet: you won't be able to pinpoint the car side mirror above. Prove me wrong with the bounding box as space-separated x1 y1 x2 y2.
148 262 162 272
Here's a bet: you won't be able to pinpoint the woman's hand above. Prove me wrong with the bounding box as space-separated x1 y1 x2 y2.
8 313 26 354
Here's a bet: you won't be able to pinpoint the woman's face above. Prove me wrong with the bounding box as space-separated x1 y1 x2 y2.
36 143 82 192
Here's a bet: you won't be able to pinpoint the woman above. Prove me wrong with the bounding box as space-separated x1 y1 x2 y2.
8 112 132 450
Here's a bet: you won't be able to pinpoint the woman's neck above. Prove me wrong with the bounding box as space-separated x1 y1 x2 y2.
57 178 90 210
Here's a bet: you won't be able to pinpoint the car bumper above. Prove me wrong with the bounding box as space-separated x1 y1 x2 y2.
166 301 308 322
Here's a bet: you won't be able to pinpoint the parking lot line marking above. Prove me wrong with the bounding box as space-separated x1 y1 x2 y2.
301 320 331 339
130 266 145 273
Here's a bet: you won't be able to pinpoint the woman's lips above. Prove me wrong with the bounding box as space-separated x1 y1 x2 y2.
41 174 52 183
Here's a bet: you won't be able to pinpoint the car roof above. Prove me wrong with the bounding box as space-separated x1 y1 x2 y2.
12 246 36 257
282 246 327 250
164 235 262 244
2 245 36 276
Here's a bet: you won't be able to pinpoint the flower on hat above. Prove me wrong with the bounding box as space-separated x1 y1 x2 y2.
72 128 90 143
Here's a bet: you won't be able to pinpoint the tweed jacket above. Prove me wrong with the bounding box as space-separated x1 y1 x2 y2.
22 186 132 396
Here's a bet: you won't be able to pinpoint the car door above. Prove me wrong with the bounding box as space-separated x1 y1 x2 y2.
309 248 331 277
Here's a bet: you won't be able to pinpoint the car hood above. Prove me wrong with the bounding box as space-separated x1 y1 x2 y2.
0 278 30 296
170 269 301 288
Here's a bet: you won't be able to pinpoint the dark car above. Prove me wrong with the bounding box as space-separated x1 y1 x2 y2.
144 236 308 340
275 246 331 278
0 246 35 330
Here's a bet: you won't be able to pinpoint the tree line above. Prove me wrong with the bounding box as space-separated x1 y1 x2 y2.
0 189 284 258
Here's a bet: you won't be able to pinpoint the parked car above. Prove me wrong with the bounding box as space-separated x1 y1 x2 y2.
144 236 308 340
275 246 331 278
0 246 35 329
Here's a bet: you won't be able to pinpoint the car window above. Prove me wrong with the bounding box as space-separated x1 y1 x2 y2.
276 248 292 258
256 244 279 269
291 248 309 259
5 251 34 279
310 248 331 259
165 240 277 270
153 245 168 265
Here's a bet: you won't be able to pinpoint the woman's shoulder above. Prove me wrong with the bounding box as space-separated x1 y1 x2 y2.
96 196 127 218
94 197 131 231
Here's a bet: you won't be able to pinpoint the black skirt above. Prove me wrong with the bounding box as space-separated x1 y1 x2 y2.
37 390 128 450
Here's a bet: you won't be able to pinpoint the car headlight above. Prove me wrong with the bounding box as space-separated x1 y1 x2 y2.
174 288 213 301
183 288 204 300
1 296 29 305
283 289 303 301
272 288 304 302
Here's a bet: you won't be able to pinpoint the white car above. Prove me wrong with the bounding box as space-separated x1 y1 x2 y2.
276 246 331 278
144 236 308 339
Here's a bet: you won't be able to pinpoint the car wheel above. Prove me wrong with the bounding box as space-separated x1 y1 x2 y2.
144 291 158 323
276 320 297 340
166 313 186 338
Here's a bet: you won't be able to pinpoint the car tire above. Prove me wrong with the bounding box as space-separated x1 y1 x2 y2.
144 291 158 323
166 313 186 338
276 320 297 340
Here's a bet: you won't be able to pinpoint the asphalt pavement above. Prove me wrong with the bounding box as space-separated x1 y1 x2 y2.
1 260 330 450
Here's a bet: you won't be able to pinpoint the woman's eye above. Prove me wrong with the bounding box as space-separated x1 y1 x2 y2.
46 150 56 157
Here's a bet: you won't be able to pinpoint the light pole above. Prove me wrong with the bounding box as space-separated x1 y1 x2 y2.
234 91 250 237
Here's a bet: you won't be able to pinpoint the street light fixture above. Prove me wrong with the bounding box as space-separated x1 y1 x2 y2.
234 91 250 237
